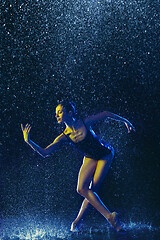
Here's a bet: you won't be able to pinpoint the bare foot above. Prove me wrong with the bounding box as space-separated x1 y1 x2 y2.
108 212 123 232
70 221 79 232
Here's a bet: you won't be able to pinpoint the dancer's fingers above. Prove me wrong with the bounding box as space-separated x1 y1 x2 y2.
21 124 24 131
26 124 30 131
28 126 32 132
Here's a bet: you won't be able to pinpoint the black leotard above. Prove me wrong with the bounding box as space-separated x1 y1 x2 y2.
63 120 112 160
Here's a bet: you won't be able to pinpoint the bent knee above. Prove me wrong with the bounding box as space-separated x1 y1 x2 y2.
77 186 87 196
76 186 83 195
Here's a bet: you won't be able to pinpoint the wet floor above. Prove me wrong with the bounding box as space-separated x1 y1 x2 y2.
1 216 159 240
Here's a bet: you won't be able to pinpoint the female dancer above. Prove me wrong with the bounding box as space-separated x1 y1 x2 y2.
21 101 135 232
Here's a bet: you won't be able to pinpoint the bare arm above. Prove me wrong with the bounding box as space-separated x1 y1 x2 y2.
21 124 66 158
85 111 135 133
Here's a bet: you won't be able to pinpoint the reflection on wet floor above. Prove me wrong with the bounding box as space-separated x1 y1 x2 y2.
1 216 160 240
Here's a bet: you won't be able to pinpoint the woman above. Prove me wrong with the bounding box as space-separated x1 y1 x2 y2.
21 101 135 232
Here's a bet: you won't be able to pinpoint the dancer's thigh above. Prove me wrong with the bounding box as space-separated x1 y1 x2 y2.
77 157 97 192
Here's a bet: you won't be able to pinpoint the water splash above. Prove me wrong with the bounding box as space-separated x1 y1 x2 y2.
123 220 158 231
1 216 70 240
1 216 160 240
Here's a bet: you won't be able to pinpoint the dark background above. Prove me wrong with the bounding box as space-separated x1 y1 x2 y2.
1 0 160 229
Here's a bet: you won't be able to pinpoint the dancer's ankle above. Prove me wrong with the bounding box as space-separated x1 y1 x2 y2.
106 212 112 221
107 212 122 231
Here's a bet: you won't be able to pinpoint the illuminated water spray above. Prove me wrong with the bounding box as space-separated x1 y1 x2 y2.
1 216 160 239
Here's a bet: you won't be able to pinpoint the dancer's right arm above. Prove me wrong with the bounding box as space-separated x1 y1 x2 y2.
21 124 66 158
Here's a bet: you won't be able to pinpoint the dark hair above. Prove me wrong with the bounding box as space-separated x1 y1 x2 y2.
57 100 76 117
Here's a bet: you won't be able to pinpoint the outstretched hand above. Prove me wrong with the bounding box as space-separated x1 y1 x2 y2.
124 121 136 133
21 123 32 143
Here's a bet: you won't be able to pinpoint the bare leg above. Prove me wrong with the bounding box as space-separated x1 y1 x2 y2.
77 160 112 219
71 198 90 231
71 150 121 231
71 156 113 230
71 157 97 232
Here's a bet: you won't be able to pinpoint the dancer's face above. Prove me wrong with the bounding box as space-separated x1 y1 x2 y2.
55 104 69 124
